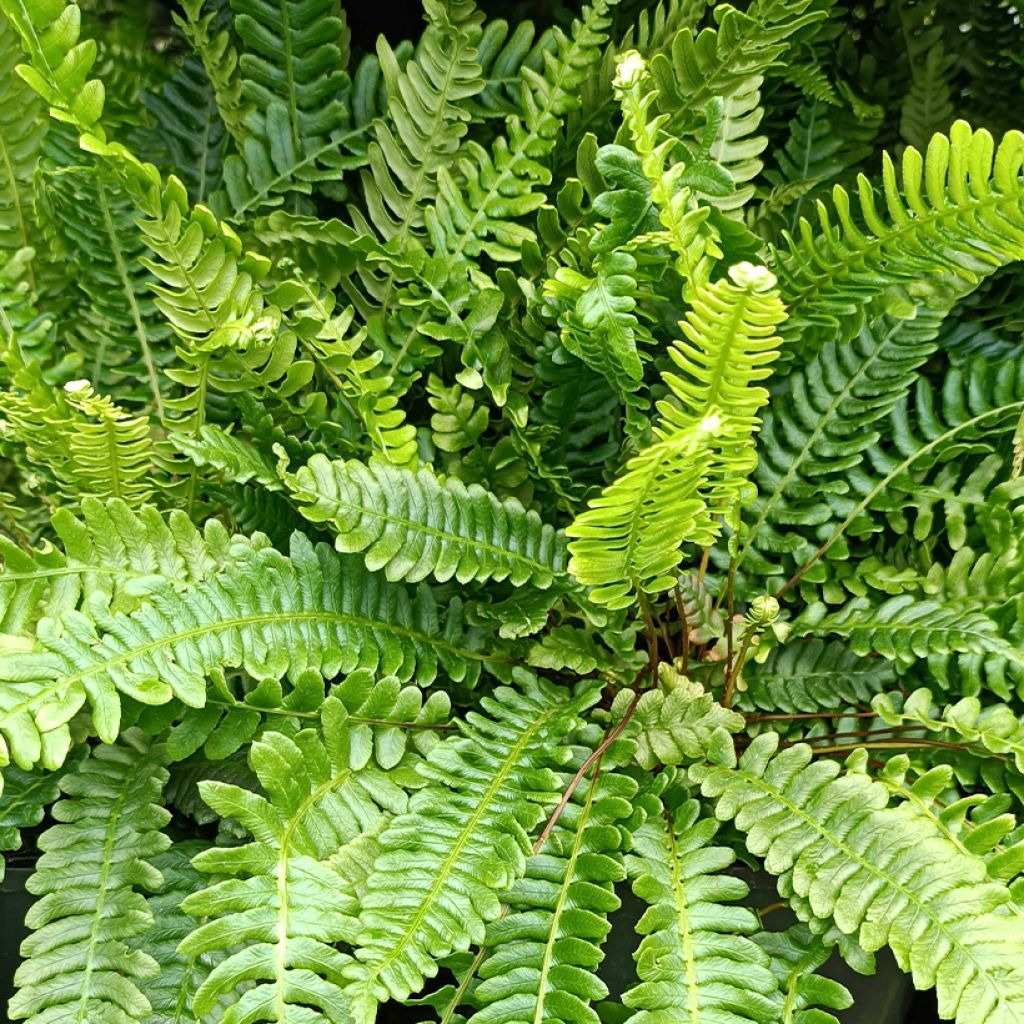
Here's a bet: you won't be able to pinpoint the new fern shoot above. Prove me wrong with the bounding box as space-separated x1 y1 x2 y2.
0 1 1023 1023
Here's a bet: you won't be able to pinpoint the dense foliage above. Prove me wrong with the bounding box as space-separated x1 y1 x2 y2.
1 0 1024 1021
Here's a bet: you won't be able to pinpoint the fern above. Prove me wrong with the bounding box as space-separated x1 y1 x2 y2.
343 677 595 1018
5 1 1024 1021
698 734 1024 1024
9 735 170 1024
282 453 566 587
623 791 779 1024
180 696 407 1024
567 262 785 607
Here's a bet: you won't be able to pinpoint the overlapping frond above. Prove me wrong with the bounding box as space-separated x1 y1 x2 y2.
343 677 596 1020
698 734 1024 1024
0 530 484 772
180 696 408 1024
567 262 785 607
9 736 170 1024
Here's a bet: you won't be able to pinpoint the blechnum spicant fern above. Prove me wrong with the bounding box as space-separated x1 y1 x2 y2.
2 0 1024 1022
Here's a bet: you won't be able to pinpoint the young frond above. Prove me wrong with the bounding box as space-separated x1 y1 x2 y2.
567 263 785 607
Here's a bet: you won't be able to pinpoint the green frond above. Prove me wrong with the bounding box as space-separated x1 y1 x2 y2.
173 0 249 152
0 496 237 643
754 925 852 1024
0 531 485 771
623 791 779 1024
144 53 228 205
0 754 73 873
650 0 830 134
458 766 636 1024
740 638 897 713
567 263 785 607
544 251 650 397
0 16 46 276
216 0 365 218
180 696 408 1024
740 317 938 576
169 422 281 489
0 376 158 508
361 0 484 246
775 120 1024 355
624 664 743 769
697 733 1024 1024
343 677 597 1019
282 454 566 587
874 689 1024 773
429 0 617 263
38 157 173 412
9 736 170 1024
800 593 1024 696
140 841 227 1024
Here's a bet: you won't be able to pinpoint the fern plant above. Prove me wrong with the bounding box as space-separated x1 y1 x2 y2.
1 1 1024 1023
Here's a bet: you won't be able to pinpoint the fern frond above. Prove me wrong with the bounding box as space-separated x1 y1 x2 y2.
140 841 228 1024
776 121 1024 355
700 734 1024 1024
361 0 484 246
567 263 785 607
624 664 743 769
740 638 897 713
343 677 597 1018
180 696 408 1024
283 454 566 587
217 0 365 218
0 16 46 277
9 736 170 1024
460 766 635 1024
0 755 71 873
755 925 852 1024
0 531 485 769
623 792 779 1024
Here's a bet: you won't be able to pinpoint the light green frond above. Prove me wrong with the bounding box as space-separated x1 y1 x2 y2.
755 925 852 1024
9 736 171 1024
776 121 1024 355
0 531 485 771
698 734 1024 1024
283 454 566 587
623 792 779 1024
180 697 407 1024
567 263 785 607
343 677 597 1019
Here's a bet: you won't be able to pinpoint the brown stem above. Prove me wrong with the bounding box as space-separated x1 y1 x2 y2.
531 687 643 853
675 582 690 670
746 709 878 723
